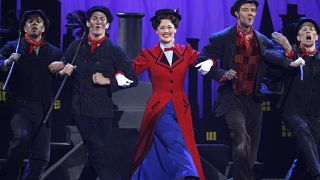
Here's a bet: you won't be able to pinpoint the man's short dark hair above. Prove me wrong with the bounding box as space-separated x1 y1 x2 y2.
230 0 259 17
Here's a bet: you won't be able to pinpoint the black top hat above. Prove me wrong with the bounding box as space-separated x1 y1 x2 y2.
230 0 259 17
19 9 50 31
150 8 182 22
86 6 113 24
296 17 320 35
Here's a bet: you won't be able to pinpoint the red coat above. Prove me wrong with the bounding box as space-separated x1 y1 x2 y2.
131 44 205 180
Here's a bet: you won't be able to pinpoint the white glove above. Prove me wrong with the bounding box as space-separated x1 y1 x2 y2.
289 57 305 68
195 59 214 75
115 74 134 87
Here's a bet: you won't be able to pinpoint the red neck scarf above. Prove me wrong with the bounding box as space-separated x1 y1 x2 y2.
24 33 45 54
236 23 253 49
87 34 106 54
299 45 318 58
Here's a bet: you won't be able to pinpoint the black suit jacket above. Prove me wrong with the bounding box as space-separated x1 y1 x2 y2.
198 25 276 116
63 38 138 118
264 45 320 116
0 38 62 102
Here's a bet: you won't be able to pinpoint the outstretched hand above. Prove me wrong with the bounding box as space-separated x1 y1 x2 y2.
271 32 292 52
195 59 214 75
115 74 134 87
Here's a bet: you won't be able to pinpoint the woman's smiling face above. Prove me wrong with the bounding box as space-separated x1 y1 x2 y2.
156 19 177 44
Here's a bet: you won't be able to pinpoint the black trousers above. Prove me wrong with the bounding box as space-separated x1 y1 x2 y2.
74 115 120 180
224 95 262 180
283 111 320 180
1 100 50 180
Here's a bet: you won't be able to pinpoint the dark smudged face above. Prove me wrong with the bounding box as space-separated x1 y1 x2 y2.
24 14 45 38
88 11 109 39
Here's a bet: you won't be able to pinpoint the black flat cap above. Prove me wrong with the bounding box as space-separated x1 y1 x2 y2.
296 17 320 35
231 0 259 17
86 6 113 24
19 9 50 31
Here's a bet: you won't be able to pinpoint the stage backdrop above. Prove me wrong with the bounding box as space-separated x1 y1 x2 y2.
60 0 320 118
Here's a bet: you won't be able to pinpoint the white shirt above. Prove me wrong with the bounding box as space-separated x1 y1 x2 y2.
160 42 174 66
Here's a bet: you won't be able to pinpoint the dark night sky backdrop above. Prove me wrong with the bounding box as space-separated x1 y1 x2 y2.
61 0 320 51
60 0 320 117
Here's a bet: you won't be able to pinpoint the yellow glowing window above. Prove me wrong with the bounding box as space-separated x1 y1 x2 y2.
262 101 271 112
54 100 61 110
281 121 292 138
206 131 217 141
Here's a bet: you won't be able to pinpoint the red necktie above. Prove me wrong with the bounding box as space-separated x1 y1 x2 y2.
164 47 175 52
87 34 106 54
24 33 45 54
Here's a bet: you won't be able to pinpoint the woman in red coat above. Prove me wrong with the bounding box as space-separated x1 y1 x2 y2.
130 8 210 180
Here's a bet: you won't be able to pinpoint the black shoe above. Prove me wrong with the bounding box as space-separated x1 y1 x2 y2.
313 175 320 180
0 167 20 180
